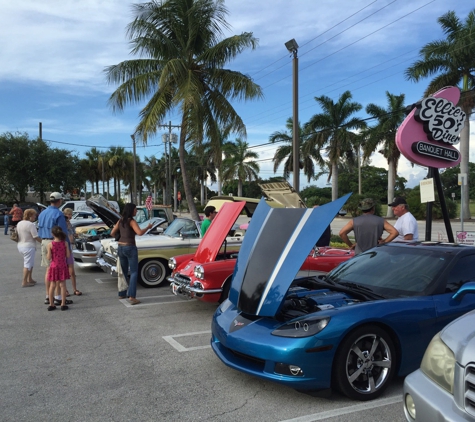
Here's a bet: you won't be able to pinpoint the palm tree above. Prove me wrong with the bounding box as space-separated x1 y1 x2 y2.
221 138 259 196
363 92 406 217
108 147 130 201
306 91 366 201
405 9 475 219
105 0 262 220
269 117 324 184
189 142 216 205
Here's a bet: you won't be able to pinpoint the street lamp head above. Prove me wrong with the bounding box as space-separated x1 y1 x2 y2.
130 134 135 141
285 38 299 53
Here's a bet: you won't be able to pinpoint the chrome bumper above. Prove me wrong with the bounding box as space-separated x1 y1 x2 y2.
72 249 99 264
168 276 222 299
96 257 118 277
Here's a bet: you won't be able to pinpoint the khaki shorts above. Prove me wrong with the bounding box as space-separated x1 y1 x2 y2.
41 239 53 267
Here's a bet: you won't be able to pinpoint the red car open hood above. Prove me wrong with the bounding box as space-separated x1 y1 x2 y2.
194 201 246 263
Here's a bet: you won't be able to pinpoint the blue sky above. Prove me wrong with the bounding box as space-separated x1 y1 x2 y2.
1 0 473 193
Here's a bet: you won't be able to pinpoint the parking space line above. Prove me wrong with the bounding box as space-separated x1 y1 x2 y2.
279 396 402 422
163 330 211 352
95 278 116 284
118 294 195 307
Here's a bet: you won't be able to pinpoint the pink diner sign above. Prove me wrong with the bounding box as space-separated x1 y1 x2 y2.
395 86 466 168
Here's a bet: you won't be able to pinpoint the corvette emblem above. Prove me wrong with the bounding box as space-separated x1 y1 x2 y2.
233 320 244 327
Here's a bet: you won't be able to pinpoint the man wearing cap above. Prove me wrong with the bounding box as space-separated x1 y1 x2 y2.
339 198 399 254
38 192 71 305
388 197 419 242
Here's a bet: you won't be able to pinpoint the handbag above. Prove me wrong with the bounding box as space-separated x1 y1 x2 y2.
10 227 19 242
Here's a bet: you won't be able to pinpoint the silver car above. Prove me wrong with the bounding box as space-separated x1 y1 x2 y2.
403 308 475 421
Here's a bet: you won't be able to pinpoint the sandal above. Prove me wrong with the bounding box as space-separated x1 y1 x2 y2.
54 299 73 306
47 306 56 311
66 291 70 297
74 290 82 296
61 305 68 311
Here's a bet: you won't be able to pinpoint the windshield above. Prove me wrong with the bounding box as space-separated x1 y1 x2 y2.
326 245 452 297
163 218 200 238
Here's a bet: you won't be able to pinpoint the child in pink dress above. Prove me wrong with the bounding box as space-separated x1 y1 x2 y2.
46 226 71 311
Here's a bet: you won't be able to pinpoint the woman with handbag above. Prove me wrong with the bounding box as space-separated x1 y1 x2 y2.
111 203 152 304
16 209 42 287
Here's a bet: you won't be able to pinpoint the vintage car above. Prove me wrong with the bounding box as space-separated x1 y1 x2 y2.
211 195 475 401
168 201 353 303
73 197 167 264
96 216 245 288
403 309 475 421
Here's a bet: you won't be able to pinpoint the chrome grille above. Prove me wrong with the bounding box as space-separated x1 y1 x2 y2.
103 255 116 266
75 240 85 251
174 274 191 286
465 364 475 417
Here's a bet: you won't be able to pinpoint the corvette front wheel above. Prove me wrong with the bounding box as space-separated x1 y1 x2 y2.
333 325 396 401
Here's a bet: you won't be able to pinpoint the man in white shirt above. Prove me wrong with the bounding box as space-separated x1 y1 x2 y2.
389 197 419 242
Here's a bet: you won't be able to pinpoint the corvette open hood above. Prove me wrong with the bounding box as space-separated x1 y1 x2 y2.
194 201 246 263
86 195 121 228
228 194 351 317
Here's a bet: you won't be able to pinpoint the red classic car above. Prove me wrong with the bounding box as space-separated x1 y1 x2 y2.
168 201 354 303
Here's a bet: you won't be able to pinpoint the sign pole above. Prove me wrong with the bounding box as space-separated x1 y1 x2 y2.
434 169 454 243
425 168 434 241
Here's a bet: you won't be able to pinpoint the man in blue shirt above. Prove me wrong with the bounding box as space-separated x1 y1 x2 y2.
38 192 71 305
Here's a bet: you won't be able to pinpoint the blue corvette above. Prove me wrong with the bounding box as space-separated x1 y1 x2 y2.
211 196 475 401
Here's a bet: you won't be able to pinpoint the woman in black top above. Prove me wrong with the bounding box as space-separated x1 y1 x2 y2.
111 203 152 305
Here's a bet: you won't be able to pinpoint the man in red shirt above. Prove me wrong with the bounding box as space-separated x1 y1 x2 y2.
9 204 23 227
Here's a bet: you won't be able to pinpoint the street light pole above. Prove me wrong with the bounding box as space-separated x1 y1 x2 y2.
159 121 180 206
131 134 137 204
285 38 299 193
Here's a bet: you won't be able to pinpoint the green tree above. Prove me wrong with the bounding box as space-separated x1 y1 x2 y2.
105 0 262 220
269 117 324 183
363 92 406 217
306 91 366 201
84 148 102 196
405 9 475 219
221 138 259 197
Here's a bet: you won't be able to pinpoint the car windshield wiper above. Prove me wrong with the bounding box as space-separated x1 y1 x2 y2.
337 282 386 299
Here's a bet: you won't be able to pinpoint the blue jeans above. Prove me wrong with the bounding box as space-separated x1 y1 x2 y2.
117 245 139 298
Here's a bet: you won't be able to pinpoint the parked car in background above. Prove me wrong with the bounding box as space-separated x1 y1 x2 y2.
169 200 353 303
403 308 475 421
60 197 120 213
69 211 103 228
211 195 475 401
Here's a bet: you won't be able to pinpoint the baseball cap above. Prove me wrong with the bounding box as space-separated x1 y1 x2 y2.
388 197 407 207
49 192 63 201
359 198 375 211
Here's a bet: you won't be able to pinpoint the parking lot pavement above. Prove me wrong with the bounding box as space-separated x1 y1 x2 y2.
1 233 407 422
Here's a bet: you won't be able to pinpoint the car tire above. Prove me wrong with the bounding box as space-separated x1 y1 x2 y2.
219 277 232 304
138 258 169 288
333 325 396 401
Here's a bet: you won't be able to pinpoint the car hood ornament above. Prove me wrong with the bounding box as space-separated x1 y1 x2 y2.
228 194 351 317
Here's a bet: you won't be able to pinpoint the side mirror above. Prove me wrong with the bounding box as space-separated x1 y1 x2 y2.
451 281 475 301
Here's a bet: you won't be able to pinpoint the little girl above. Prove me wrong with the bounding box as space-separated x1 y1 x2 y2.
46 226 71 311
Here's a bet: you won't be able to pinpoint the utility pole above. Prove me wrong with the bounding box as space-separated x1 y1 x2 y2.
158 121 180 206
131 134 137 204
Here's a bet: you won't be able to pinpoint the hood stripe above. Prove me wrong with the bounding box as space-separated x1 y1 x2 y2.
256 208 313 314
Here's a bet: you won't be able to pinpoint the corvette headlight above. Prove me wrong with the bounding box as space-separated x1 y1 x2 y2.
272 316 330 338
420 332 455 394
194 265 204 280
169 257 176 270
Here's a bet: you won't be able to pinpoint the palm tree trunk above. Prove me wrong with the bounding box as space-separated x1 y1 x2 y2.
386 159 396 218
238 179 243 197
460 104 471 219
179 119 199 220
331 162 338 201
200 180 205 205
